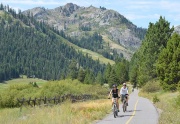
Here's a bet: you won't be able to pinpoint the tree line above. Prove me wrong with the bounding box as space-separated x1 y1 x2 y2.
74 58 129 86
129 16 180 91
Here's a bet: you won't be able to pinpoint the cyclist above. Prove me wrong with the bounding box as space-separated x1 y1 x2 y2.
132 88 134 92
120 83 129 106
108 84 120 112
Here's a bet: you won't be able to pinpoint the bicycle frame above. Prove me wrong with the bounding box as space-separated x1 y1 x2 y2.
122 95 127 112
112 98 118 118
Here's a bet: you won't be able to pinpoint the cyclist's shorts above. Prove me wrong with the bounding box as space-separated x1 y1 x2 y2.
112 96 119 99
121 94 128 102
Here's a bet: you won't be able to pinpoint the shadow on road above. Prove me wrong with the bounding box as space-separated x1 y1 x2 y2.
118 115 135 118
116 109 141 118
126 110 142 112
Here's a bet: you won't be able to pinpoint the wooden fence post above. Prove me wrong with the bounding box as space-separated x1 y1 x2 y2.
17 94 92 109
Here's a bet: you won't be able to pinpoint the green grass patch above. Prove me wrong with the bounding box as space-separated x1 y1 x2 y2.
0 76 47 91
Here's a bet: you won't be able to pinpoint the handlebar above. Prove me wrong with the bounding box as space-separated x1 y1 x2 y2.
108 97 120 99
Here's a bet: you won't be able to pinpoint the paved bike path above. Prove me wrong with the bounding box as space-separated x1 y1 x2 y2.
96 89 159 124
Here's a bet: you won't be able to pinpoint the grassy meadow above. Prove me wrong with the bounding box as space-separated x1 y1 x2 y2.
0 77 112 124
0 75 47 91
0 79 109 108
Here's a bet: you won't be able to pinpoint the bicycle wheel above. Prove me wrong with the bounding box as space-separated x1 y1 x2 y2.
123 101 126 112
116 107 118 116
113 105 117 118
125 104 127 112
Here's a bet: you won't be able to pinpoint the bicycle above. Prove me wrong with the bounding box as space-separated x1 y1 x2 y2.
112 98 118 118
121 94 128 112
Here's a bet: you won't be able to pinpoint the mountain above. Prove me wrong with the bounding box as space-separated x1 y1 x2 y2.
23 3 147 59
0 5 107 82
174 25 180 34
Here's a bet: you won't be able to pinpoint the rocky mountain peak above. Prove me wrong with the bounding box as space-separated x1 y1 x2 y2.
24 7 47 18
54 3 80 16
22 3 147 59
64 3 79 10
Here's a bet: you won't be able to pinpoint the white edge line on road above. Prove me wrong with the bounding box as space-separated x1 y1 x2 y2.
125 99 139 124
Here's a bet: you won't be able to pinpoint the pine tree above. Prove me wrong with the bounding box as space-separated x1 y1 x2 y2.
77 69 85 82
68 60 78 80
129 16 174 86
156 33 180 90
84 69 95 84
108 69 118 87
104 63 111 83
96 71 104 85
115 60 129 84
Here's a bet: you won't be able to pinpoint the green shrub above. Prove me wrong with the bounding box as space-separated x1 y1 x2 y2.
161 83 177 92
153 95 160 103
0 84 38 108
29 82 39 88
142 80 161 93
0 79 108 108
39 79 108 98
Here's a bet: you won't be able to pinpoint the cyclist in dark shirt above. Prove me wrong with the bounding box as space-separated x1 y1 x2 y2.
108 84 120 112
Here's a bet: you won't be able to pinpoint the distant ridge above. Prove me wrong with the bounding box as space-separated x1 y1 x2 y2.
23 3 147 59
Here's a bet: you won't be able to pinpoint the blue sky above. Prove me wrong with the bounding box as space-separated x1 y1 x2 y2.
1 0 180 28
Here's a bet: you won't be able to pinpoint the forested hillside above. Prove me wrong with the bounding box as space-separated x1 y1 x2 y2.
60 32 120 60
0 4 106 82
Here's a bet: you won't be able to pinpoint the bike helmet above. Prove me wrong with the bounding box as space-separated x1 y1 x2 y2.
112 84 117 88
123 83 126 86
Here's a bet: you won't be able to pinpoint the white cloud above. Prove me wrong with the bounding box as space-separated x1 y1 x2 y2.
1 0 111 7
1 0 66 5
9 6 22 12
125 13 160 20
160 1 180 13
166 14 180 22
131 0 180 13
125 1 156 9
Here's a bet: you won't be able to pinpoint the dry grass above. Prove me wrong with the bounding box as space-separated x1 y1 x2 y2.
80 49 115 65
139 90 180 124
156 92 180 124
0 99 111 124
